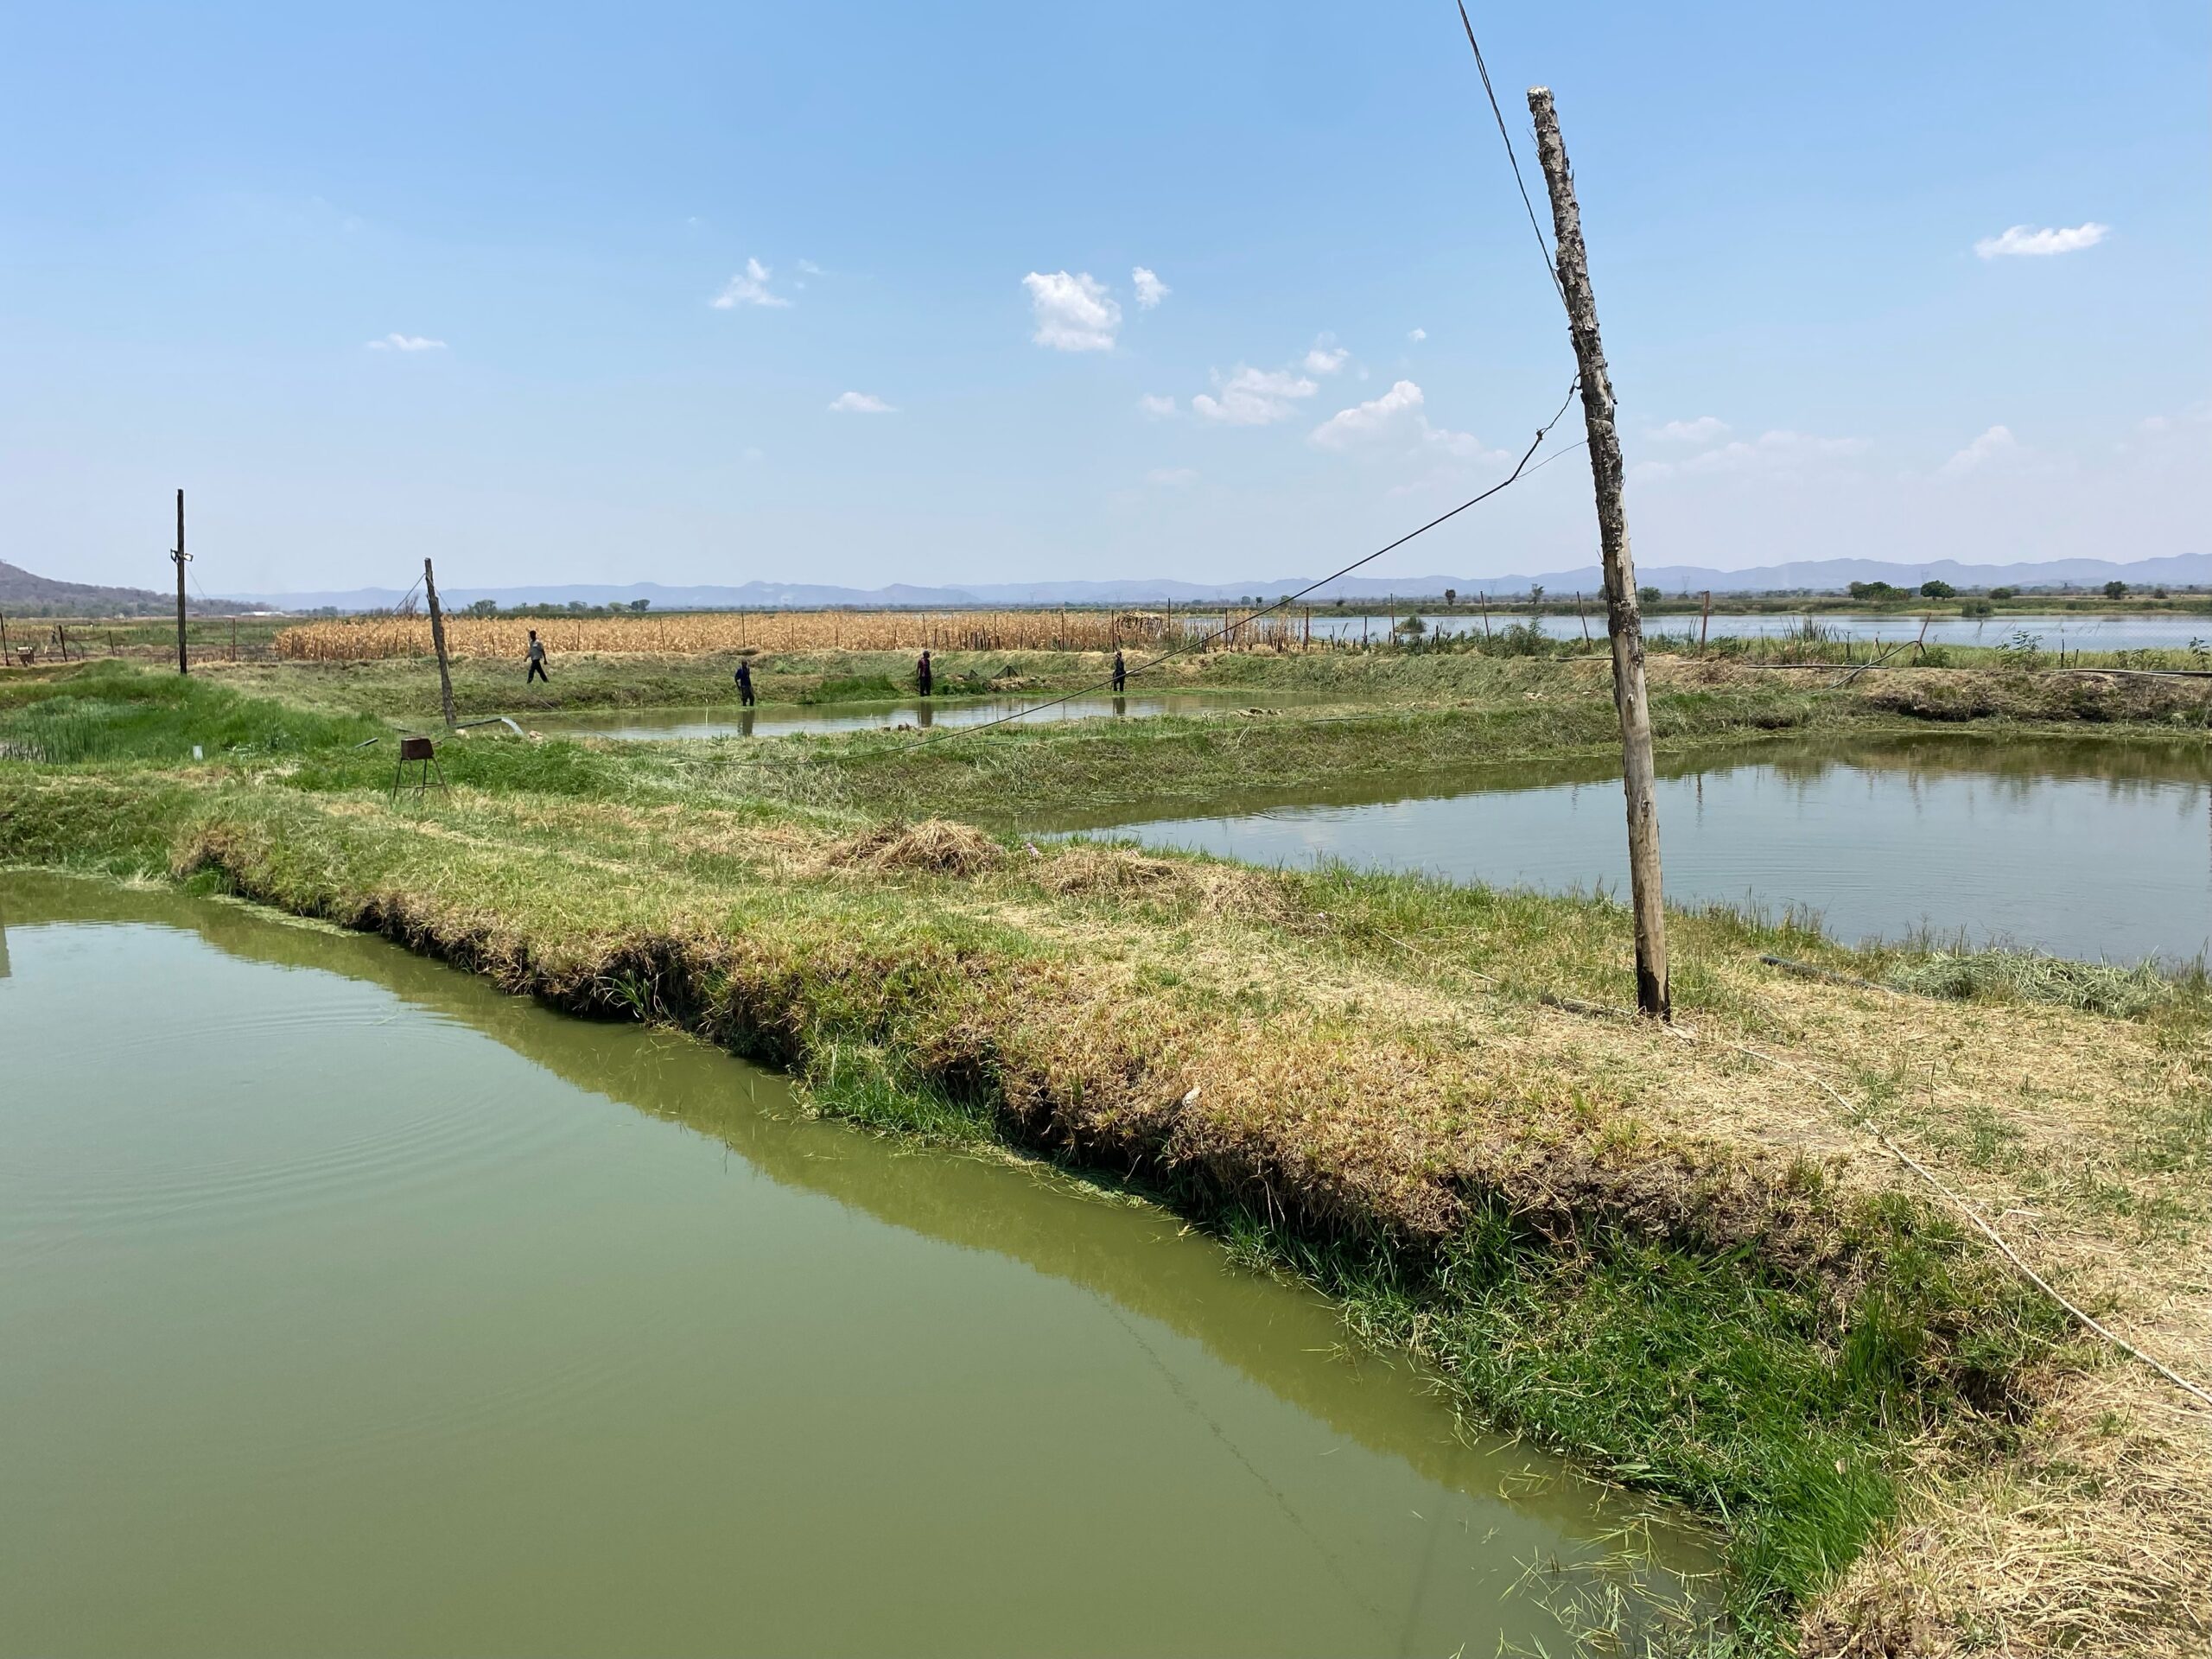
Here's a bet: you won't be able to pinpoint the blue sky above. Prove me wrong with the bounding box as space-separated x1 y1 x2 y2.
3 1 2204 595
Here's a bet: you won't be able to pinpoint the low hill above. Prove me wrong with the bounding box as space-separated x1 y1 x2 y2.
0 560 251 618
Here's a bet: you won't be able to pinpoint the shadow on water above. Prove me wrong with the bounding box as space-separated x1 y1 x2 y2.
0 874 1718 1657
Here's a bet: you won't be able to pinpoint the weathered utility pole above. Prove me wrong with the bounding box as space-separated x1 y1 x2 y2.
423 557 457 728
172 489 189 675
1529 86 1669 1019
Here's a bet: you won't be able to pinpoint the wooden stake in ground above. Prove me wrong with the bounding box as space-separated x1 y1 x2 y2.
172 488 188 676
1529 85 1669 1018
423 557 458 728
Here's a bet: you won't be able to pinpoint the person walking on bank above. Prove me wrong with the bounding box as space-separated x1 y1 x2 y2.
524 629 549 684
734 658 755 707
916 649 932 698
1110 649 1127 694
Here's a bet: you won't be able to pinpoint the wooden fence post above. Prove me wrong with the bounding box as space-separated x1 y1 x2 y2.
1530 84 1669 1019
423 558 457 728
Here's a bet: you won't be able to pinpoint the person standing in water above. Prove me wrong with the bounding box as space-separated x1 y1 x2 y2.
1110 649 1127 694
524 630 549 684
734 658 755 707
916 649 933 698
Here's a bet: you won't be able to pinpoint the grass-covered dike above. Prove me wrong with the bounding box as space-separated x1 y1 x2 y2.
3 659 2208 1655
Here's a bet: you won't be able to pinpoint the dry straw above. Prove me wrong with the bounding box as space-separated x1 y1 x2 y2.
274 608 1313 661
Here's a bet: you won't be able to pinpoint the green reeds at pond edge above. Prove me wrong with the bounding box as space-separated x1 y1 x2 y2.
0 663 382 765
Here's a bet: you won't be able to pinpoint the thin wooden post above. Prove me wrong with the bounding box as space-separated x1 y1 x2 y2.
0 611 10 664
230 616 238 662
1530 84 1669 1018
1700 589 1712 652
172 488 188 675
1578 591 1591 644
423 557 457 728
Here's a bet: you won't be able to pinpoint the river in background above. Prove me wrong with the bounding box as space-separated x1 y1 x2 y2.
0 874 1712 1657
1023 733 2212 966
1207 611 2212 651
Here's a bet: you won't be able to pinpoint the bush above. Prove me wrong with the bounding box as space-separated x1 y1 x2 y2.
1919 580 1955 600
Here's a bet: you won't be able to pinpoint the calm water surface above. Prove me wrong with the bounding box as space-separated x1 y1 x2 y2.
1270 611 2212 650
0 875 1710 1657
538 690 1298 741
1029 734 2212 965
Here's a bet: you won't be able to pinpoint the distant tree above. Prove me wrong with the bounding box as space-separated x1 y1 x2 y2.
1847 580 1900 601
1919 580 1955 599
1443 588 1458 607
1638 586 1660 606
466 598 499 617
1988 586 2018 601
2103 580 2129 600
2153 588 2170 600
1529 583 1546 604
630 598 652 613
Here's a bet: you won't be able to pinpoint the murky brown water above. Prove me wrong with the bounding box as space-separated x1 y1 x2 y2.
0 874 1711 1656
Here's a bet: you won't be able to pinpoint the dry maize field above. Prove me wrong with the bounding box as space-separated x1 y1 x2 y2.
273 607 1317 660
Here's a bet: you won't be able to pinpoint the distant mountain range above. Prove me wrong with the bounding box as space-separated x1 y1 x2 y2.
10 552 2208 617
213 553 2212 612
0 558 251 618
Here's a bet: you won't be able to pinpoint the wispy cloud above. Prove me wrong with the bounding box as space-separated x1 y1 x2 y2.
1649 416 1729 444
796 258 823 276
365 334 446 352
1309 378 1505 465
711 257 792 308
1023 270 1121 351
1302 334 1349 375
1137 393 1179 420
1937 424 2016 476
1146 467 1198 486
1633 429 1867 480
1406 327 1427 342
1974 222 2108 258
1309 378 1425 448
1192 365 1318 425
1132 266 1168 308
828 391 895 414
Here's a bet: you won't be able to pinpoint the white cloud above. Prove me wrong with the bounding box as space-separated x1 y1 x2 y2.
1023 270 1121 351
365 334 446 352
1974 222 2108 258
1309 378 1425 448
1137 393 1179 420
1302 335 1349 375
1192 365 1319 425
796 258 823 276
711 257 792 308
828 391 895 414
1132 266 1168 308
1407 327 1427 342
1146 467 1198 486
1633 429 1867 481
1937 424 2017 476
1310 378 1508 465
1649 416 1729 444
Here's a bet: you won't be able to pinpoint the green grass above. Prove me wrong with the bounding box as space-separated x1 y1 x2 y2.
0 662 383 764
5 659 2197 1649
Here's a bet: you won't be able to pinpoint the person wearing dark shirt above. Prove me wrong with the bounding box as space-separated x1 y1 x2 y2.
734 658 755 707
1110 649 1127 693
917 649 933 697
524 630 549 683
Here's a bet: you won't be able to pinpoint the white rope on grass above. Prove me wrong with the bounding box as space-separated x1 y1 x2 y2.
1537 993 2212 1413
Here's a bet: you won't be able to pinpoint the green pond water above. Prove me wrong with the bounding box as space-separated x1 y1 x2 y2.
1024 732 2212 966
0 874 1712 1657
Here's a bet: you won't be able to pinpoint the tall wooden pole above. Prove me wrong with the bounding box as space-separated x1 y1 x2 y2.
423 557 457 728
172 488 188 675
1529 86 1669 1018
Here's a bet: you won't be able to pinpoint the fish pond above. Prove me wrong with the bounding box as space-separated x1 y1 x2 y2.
0 874 1713 1657
1026 732 2212 967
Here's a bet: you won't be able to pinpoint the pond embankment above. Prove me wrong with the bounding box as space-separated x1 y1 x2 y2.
3 660 2209 1654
